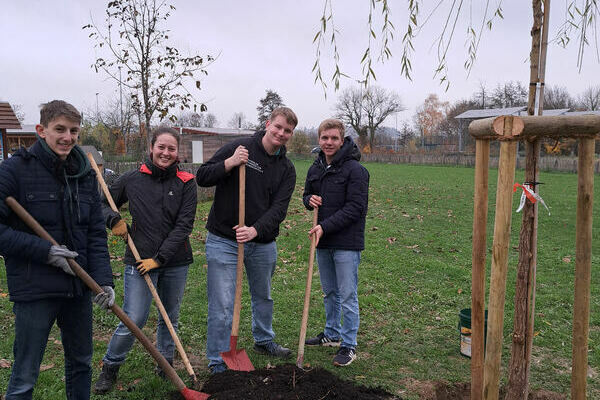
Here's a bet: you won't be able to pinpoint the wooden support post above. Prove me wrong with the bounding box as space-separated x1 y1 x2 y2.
483 120 517 400
471 139 490 400
571 137 595 400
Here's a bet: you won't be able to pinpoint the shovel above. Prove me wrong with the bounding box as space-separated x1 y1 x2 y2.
296 207 319 368
5 196 209 400
220 164 254 371
86 153 197 382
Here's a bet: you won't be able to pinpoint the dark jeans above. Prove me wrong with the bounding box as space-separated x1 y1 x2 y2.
5 293 93 400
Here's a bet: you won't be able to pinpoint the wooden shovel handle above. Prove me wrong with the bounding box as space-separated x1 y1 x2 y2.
86 154 196 381
296 207 319 368
5 196 187 391
231 164 246 338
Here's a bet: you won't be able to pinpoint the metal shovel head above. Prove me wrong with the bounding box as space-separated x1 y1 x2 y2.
220 336 254 371
180 387 210 400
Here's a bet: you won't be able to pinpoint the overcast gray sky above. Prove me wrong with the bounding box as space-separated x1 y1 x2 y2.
1 1 598 129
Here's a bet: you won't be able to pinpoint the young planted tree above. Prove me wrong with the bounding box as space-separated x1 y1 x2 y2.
334 85 403 151
256 90 285 129
84 0 212 150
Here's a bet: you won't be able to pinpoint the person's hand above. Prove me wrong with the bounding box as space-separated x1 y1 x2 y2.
93 286 115 310
225 146 248 171
308 225 324 247
111 219 129 241
309 195 322 209
233 225 258 243
136 258 160 275
47 245 78 276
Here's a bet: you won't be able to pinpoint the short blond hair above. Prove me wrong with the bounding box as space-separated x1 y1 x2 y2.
318 118 345 138
270 107 298 128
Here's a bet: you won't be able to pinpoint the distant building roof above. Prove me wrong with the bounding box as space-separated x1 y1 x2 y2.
0 102 22 129
520 108 570 116
455 106 526 119
80 145 104 166
455 107 574 119
7 124 36 135
177 126 255 136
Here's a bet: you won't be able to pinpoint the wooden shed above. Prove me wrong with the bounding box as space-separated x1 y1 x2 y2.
0 102 22 161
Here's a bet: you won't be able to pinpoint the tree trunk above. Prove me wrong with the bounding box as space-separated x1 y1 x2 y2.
505 1 546 399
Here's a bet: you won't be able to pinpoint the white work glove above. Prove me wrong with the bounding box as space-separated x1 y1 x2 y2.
93 286 115 310
47 245 77 276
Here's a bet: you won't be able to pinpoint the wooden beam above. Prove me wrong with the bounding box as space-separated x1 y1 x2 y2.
571 137 594 400
471 139 490 400
469 114 600 140
483 137 518 400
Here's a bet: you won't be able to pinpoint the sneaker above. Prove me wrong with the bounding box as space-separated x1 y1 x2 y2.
209 363 228 375
93 363 120 394
253 341 292 359
333 347 356 367
305 332 341 347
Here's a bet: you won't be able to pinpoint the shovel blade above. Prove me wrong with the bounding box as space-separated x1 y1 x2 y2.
221 348 254 371
221 336 254 371
180 387 210 400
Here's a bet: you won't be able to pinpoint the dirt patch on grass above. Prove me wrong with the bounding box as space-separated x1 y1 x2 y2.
167 364 568 400
171 363 399 399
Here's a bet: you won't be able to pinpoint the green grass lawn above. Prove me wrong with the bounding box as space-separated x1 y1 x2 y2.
0 160 598 399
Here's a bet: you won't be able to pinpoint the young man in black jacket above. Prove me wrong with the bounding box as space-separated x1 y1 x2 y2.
0 100 115 399
302 118 369 367
196 107 297 374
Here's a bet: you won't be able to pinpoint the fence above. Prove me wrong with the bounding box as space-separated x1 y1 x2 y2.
360 152 600 174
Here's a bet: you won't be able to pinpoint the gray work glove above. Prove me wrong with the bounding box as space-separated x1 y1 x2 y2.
93 286 115 310
47 245 77 276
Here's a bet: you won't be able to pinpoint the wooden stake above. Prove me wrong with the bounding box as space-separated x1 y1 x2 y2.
471 139 490 400
571 137 594 400
483 121 517 400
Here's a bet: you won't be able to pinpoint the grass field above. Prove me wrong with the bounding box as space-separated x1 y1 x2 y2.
0 160 599 399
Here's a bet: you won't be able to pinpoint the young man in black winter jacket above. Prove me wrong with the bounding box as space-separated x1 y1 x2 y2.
302 118 369 367
196 107 297 374
0 100 114 399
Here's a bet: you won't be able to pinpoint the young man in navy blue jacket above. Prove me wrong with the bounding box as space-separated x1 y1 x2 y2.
0 100 114 399
196 107 297 374
303 118 369 367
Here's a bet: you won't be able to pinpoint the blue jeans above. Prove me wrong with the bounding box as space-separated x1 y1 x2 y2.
6 293 93 400
205 232 277 367
103 264 188 366
316 249 361 349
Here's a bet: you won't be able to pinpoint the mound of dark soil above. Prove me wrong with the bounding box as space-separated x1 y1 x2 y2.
196 363 399 400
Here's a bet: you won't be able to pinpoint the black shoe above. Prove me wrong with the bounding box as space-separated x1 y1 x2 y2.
209 363 228 375
305 332 341 347
93 363 120 394
333 347 356 367
155 358 174 380
254 341 292 359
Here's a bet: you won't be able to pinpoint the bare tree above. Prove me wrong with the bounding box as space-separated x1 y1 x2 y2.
177 111 204 127
490 81 528 108
543 85 575 109
472 81 489 109
204 113 218 128
335 85 404 150
227 112 253 129
11 104 26 123
84 0 213 150
577 85 600 110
